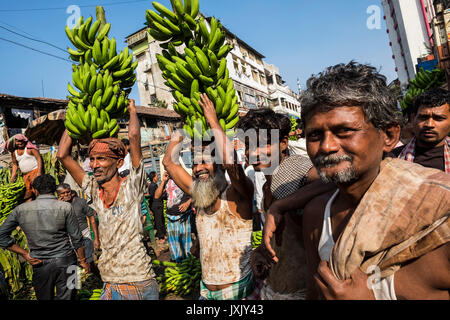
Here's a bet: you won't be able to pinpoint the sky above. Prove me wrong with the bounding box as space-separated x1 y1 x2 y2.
0 0 396 105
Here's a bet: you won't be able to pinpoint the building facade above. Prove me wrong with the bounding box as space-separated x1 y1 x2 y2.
125 16 299 116
264 62 301 118
381 0 436 87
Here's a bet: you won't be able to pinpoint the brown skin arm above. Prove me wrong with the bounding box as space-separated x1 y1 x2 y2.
75 246 90 273
394 242 450 300
178 198 192 212
312 242 450 300
10 152 18 182
127 99 142 168
162 131 193 195
263 178 337 262
302 192 333 300
7 243 42 266
154 173 168 199
88 215 100 250
198 93 254 202
30 148 43 175
56 130 85 187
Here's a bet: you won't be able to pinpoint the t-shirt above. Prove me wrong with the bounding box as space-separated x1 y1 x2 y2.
81 160 154 283
388 145 445 172
148 182 163 210
118 153 130 174
165 179 190 216
71 197 93 237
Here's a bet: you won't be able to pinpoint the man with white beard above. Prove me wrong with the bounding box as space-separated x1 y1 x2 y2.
162 94 260 300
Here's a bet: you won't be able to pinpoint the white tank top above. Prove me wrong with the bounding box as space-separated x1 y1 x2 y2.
15 147 38 173
318 189 339 262
196 187 253 285
317 189 397 300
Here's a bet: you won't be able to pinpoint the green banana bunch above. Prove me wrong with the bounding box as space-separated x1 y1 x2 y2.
88 289 102 300
65 15 137 141
148 0 238 139
42 151 66 185
400 68 446 115
0 167 12 185
251 231 262 249
153 254 201 296
0 228 33 297
0 176 25 223
146 0 199 46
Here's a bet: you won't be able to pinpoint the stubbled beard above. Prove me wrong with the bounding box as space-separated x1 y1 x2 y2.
191 167 228 210
314 154 357 184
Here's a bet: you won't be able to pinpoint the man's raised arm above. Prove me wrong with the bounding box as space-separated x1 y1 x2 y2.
198 93 253 200
127 99 142 168
162 131 193 195
56 130 85 187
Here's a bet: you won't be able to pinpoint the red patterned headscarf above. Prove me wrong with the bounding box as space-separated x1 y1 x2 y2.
2 134 38 153
88 138 127 159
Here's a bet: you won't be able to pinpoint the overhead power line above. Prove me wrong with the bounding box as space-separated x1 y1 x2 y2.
0 25 67 53
0 0 148 12
0 37 71 63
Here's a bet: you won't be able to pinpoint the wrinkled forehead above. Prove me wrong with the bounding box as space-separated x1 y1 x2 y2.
192 150 213 165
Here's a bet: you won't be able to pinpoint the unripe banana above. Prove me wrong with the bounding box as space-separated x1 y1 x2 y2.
96 23 111 42
153 1 178 23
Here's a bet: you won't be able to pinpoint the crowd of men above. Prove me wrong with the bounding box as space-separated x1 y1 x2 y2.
0 61 448 300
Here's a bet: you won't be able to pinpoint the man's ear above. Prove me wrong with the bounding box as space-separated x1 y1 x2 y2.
382 125 401 153
280 136 289 153
117 158 124 168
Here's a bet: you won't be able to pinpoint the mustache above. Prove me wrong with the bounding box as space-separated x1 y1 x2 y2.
194 170 209 178
314 154 353 168
420 129 437 134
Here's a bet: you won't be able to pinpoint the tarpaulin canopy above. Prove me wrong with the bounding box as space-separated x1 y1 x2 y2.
24 109 66 146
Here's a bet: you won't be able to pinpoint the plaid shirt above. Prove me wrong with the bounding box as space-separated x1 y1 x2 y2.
398 137 450 173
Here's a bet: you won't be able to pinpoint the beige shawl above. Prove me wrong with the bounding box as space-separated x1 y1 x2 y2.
329 158 450 280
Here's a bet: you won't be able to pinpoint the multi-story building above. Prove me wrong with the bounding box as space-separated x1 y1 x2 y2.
381 0 436 87
264 62 301 118
125 16 297 115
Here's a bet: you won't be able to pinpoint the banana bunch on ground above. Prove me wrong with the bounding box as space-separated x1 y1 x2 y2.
153 254 201 296
147 0 238 139
0 228 33 298
0 177 25 225
65 16 137 141
0 167 12 185
400 68 446 115
252 231 262 249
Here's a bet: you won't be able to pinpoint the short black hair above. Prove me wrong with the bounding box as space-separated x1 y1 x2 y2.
32 174 56 194
148 171 157 181
236 108 291 142
412 87 449 115
121 138 130 146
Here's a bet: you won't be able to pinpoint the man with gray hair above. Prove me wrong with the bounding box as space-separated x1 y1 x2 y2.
57 183 99 265
264 61 450 300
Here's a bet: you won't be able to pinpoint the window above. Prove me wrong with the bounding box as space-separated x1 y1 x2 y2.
241 63 247 76
266 72 273 85
240 46 248 58
252 69 259 82
259 73 266 86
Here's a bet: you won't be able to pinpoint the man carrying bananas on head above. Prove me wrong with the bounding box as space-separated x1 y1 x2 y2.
57 99 159 300
163 94 261 300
